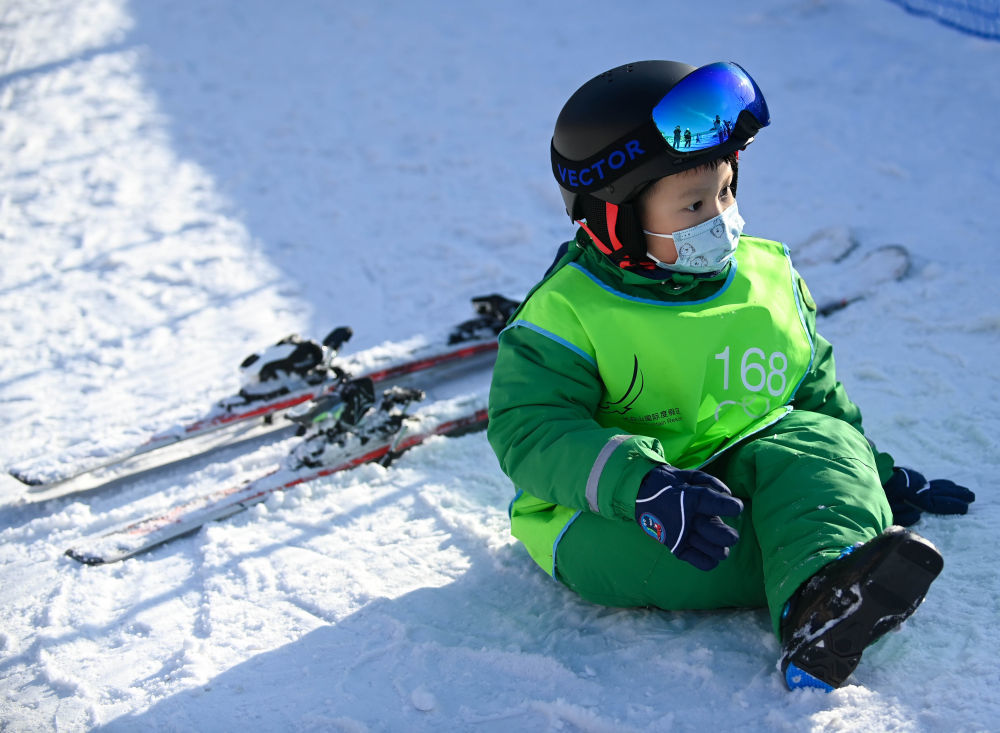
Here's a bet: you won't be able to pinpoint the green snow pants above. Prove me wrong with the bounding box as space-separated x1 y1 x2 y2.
553 411 893 635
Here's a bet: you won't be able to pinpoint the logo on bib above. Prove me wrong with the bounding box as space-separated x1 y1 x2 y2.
599 354 644 415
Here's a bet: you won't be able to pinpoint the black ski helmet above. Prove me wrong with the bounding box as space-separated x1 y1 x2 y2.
551 60 769 267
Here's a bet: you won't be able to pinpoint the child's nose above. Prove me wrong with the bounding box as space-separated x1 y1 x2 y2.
697 203 724 225
706 199 734 221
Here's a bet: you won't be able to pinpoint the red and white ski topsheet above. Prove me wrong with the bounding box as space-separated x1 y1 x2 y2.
65 393 489 564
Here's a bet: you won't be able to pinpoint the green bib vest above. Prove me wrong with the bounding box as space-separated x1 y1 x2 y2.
507 236 816 575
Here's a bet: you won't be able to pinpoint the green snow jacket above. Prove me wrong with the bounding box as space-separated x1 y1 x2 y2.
487 229 895 576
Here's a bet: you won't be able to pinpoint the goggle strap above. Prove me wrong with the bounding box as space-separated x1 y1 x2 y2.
733 109 764 144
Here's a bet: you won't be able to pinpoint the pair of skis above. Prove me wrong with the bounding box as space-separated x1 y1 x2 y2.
66 382 489 565
10 295 518 565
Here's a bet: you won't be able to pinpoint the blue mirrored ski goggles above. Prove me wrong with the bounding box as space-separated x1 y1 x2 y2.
651 62 770 155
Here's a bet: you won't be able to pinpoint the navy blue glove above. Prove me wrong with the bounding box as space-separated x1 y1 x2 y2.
883 466 976 527
635 465 744 571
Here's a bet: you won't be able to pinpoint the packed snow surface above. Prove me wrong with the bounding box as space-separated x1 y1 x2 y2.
2 1 998 730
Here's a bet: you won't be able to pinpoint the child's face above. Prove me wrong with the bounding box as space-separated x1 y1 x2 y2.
638 162 735 265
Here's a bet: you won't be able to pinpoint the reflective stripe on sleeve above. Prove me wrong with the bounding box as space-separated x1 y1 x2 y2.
585 434 630 514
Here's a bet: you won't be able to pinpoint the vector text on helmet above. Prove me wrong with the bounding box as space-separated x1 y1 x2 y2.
555 139 647 190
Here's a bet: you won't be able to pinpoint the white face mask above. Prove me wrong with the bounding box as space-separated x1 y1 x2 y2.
643 201 745 274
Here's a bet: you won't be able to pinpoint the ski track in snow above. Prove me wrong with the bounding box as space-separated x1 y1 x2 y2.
1 0 999 730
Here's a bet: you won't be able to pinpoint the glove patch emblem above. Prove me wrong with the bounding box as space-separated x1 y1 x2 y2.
639 512 666 543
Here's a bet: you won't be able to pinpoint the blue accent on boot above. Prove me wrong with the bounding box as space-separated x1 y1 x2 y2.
785 663 834 692
837 542 862 559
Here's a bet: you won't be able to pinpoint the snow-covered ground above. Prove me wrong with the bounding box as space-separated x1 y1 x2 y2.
2 0 998 730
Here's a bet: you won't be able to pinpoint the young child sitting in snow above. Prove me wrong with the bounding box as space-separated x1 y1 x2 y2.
486 60 975 691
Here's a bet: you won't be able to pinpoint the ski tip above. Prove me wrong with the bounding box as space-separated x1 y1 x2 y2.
8 468 43 487
65 548 108 566
867 243 912 281
792 226 859 267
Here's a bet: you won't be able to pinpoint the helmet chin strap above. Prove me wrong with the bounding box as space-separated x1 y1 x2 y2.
576 202 623 256
576 217 609 253
576 202 643 268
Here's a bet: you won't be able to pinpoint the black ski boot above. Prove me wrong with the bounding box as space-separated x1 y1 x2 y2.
779 525 943 691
